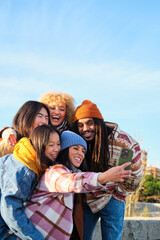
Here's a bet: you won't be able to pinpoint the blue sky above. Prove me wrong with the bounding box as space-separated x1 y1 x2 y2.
0 1 160 168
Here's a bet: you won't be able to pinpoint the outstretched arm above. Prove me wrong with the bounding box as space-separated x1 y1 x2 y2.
43 163 131 194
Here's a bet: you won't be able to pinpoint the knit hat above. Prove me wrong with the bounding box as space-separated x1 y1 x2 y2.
73 100 103 122
60 130 87 153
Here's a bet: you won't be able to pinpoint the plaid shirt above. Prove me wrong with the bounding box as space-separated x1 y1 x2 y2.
86 122 143 213
20 164 112 240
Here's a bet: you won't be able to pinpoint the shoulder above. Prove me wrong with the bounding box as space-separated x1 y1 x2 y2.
0 154 36 178
48 164 71 173
117 129 138 147
43 164 71 181
0 140 14 157
106 121 140 150
0 155 37 199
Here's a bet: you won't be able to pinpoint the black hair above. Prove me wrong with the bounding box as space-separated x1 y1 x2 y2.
30 124 60 172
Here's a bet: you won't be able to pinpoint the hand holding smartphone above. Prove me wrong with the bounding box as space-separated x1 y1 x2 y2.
117 148 133 170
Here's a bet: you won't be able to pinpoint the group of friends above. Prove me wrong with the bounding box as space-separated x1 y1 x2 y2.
0 91 143 240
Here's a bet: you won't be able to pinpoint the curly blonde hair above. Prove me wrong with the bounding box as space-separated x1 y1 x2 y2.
39 91 75 125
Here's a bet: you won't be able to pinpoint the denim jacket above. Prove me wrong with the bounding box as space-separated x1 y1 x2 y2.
0 154 44 240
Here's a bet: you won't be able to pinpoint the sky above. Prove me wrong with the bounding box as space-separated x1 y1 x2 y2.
0 0 160 168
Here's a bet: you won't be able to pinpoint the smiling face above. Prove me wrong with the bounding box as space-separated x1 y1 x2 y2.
49 101 66 126
45 132 61 162
77 118 95 141
69 145 85 168
32 107 49 130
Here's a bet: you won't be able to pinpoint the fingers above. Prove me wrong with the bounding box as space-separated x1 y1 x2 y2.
120 162 131 169
121 170 132 180
118 171 131 182
101 163 132 184
122 171 131 178
118 162 132 180
7 134 16 145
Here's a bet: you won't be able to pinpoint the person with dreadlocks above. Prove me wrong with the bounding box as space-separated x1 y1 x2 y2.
72 100 143 240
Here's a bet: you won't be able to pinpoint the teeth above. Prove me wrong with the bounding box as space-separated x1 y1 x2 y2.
52 116 59 119
84 132 91 136
75 157 81 161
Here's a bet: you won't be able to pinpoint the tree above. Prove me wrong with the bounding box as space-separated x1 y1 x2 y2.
139 174 160 200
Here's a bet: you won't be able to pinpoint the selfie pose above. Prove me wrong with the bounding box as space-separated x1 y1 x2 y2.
7 127 132 240
73 100 143 240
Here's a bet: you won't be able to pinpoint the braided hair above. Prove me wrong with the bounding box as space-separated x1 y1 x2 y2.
73 118 111 172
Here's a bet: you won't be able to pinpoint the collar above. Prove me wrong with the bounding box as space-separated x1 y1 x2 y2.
13 137 41 179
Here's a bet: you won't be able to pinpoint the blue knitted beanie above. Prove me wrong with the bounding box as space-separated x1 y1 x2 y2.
60 130 87 153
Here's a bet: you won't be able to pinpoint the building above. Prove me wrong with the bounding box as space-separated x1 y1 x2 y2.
145 166 160 180
141 150 160 180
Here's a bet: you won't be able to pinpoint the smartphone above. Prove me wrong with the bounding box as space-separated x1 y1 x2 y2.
117 148 133 170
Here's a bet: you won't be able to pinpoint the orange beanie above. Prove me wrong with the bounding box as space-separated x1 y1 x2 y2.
73 100 103 122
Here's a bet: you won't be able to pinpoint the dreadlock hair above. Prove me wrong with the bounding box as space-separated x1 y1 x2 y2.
72 118 111 172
